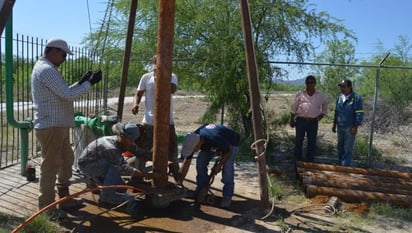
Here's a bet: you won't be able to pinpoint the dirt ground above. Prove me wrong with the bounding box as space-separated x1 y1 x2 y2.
54 93 412 233
57 154 412 233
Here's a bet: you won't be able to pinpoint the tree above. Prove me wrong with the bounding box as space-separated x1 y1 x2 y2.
315 38 359 106
87 0 355 138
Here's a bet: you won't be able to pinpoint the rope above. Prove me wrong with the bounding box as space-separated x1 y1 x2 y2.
248 96 277 220
11 185 147 233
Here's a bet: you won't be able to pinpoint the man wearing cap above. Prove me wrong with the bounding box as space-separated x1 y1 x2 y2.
78 122 153 212
290 75 328 162
178 123 240 208
31 38 102 217
332 79 364 166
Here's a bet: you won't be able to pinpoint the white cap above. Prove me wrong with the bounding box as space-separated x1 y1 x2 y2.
46 38 73 55
181 133 200 158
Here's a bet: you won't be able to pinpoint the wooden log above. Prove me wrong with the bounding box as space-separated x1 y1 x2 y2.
297 161 412 180
305 184 412 207
299 170 412 191
301 172 412 196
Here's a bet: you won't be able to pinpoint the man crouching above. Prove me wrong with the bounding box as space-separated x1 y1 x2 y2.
78 122 153 215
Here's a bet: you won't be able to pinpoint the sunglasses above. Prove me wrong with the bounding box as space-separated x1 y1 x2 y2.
56 48 67 59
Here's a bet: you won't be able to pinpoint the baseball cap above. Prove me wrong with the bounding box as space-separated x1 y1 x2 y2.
338 79 352 87
112 122 140 140
46 38 73 55
181 133 200 158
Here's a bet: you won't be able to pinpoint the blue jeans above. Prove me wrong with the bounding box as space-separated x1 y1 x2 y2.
195 146 239 200
294 117 318 162
79 159 131 204
337 126 356 166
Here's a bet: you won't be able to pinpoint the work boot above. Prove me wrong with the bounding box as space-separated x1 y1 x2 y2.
220 198 232 208
168 162 181 184
85 175 100 194
196 187 208 203
57 187 83 210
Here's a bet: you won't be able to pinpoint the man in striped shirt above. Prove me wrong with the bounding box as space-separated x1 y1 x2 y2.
31 38 101 218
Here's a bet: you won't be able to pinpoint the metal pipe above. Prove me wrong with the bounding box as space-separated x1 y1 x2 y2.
152 0 176 187
117 0 138 121
368 52 390 167
268 59 412 70
5 14 33 176
240 0 269 207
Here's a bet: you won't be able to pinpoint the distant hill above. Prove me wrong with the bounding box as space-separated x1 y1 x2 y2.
273 77 305 86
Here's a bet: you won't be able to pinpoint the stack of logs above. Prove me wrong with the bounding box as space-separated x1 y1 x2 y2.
296 161 412 207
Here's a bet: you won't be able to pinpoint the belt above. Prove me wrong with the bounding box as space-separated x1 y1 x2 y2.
297 116 318 121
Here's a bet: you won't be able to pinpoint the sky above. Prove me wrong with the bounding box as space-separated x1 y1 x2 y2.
7 0 412 60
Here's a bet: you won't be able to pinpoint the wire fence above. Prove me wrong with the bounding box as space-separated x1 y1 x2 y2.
0 34 215 169
1 34 412 170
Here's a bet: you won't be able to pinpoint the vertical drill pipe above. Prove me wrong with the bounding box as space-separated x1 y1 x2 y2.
239 0 269 207
117 0 138 120
152 0 176 187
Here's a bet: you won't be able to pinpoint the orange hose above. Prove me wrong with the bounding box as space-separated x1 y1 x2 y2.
11 185 147 233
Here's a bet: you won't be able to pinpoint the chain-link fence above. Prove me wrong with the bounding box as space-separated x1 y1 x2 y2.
0 34 214 169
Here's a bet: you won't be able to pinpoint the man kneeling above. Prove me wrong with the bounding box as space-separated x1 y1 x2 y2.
78 122 153 214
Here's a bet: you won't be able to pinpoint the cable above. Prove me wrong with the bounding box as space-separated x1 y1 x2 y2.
11 185 147 233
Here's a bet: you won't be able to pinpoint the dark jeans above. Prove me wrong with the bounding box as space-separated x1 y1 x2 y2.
294 117 318 162
137 124 179 175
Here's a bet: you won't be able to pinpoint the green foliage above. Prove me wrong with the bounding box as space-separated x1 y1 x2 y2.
315 39 359 110
0 212 59 233
352 135 382 166
237 136 257 162
358 55 412 117
369 202 412 222
20 215 60 233
0 212 23 233
99 0 354 140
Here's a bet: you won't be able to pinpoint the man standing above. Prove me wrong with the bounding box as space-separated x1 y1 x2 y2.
332 79 364 166
178 124 240 208
31 38 101 217
131 55 180 182
290 75 328 162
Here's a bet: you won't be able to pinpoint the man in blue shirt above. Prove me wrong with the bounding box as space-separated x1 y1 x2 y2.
332 80 364 166
178 124 240 208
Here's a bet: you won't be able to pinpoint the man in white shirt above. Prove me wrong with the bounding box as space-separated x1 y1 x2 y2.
131 55 179 182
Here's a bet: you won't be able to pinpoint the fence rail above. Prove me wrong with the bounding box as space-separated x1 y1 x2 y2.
0 34 104 168
0 34 212 169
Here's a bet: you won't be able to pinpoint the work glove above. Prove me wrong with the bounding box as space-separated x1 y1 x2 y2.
89 69 102 85
78 70 92 85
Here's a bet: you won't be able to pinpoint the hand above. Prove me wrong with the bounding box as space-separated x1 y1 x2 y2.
212 165 222 175
131 104 139 115
79 70 92 85
351 127 358 135
289 119 295 128
89 69 102 85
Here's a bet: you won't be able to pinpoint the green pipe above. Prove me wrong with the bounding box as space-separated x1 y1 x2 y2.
5 15 33 176
74 113 117 137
